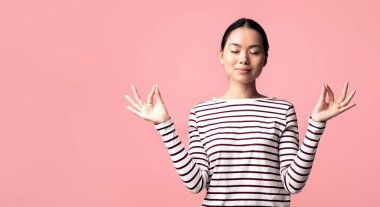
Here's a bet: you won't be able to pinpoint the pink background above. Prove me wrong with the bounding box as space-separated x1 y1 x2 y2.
1 0 379 206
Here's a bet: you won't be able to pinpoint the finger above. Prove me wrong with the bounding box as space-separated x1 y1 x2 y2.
126 105 142 118
338 82 348 103
340 90 356 107
338 103 357 114
124 94 142 111
319 83 327 102
131 85 144 106
155 85 164 104
146 85 156 105
325 83 335 102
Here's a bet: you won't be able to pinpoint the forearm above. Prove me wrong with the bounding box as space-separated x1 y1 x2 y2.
155 118 208 193
281 117 326 194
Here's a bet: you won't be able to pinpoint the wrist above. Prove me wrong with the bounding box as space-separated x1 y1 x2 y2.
154 117 171 125
310 115 326 123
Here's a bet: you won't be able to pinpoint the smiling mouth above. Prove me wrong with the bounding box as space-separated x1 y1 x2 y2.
236 68 251 71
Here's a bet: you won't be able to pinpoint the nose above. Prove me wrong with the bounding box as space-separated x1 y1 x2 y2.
239 52 250 65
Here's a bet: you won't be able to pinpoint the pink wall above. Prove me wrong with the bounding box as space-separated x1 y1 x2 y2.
1 0 379 206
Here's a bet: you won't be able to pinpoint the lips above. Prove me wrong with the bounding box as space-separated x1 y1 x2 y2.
236 68 251 71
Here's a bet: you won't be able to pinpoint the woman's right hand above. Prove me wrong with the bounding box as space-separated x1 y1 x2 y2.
124 85 171 124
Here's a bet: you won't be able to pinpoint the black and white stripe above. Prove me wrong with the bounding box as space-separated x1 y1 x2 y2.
155 97 326 207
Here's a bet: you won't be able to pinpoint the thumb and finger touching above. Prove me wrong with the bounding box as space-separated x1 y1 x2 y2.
318 83 334 104
325 83 335 102
127 83 356 123
146 85 156 106
124 85 167 121
155 85 164 104
319 83 327 103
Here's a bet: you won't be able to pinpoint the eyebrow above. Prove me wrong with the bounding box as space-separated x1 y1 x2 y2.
228 43 261 48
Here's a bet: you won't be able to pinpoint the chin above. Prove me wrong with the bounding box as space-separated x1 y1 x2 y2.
233 77 258 84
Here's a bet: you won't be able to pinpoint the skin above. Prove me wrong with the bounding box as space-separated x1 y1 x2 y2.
124 27 356 124
218 27 268 99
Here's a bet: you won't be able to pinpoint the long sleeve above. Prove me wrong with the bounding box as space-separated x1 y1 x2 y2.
154 108 210 193
279 104 326 194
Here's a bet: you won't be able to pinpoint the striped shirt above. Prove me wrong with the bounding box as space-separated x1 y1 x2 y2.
154 97 326 207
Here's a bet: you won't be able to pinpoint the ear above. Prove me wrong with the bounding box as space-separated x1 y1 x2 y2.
219 51 224 64
263 53 268 67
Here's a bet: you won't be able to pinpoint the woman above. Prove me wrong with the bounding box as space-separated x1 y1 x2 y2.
124 18 356 207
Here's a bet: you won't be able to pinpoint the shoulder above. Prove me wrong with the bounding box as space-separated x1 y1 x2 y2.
187 99 216 122
255 98 297 116
267 97 294 108
269 98 298 116
189 98 217 113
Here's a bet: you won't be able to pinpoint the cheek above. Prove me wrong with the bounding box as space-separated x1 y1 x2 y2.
253 56 266 66
224 55 237 65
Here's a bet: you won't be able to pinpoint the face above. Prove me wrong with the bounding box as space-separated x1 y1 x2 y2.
220 27 267 84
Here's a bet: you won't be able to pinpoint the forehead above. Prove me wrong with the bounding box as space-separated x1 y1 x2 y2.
226 27 263 46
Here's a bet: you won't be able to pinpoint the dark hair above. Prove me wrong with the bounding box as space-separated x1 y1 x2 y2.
221 18 269 56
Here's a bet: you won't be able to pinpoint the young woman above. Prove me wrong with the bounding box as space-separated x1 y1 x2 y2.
124 18 356 207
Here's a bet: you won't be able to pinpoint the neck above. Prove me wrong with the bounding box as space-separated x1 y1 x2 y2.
220 80 265 99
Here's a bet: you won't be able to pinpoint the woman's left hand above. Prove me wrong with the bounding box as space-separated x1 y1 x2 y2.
311 82 356 122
